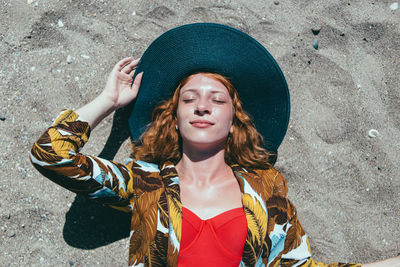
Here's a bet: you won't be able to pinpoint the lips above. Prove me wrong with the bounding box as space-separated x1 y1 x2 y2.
190 120 214 128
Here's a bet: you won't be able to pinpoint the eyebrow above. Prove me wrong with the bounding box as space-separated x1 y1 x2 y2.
180 88 227 94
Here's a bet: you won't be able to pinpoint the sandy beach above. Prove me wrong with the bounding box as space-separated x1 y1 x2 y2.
1 0 399 266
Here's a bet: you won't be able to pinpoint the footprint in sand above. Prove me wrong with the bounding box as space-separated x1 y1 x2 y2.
23 10 65 49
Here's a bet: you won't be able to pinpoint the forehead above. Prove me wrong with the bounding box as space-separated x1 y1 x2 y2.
180 73 229 94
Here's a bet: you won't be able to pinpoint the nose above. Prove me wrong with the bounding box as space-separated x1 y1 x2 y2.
195 97 210 115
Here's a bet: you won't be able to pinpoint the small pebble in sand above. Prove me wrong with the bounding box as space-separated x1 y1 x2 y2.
132 48 136 56
27 0 34 4
273 1 279 5
390 2 398 10
368 129 379 138
132 11 136 16
311 26 321 35
0 115 5 121
8 232 16 238
30 66 35 71
74 77 79 81
58 19 64 28
81 54 90 59
66 55 73 64
69 260 75 266
313 39 319 50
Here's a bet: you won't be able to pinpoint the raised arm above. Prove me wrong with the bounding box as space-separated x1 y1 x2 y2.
29 58 144 212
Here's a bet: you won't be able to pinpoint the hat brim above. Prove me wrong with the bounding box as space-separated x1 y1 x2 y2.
129 23 290 153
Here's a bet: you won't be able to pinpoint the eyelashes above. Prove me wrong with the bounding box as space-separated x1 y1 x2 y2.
182 98 226 104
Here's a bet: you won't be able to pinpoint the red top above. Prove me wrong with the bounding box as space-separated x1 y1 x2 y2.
177 206 247 267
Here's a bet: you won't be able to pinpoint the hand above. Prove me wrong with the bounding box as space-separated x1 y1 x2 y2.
102 57 143 109
75 57 143 129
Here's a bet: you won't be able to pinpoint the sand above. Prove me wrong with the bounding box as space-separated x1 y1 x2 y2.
1 0 399 266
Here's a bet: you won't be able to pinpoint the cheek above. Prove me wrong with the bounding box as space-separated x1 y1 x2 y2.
227 110 234 133
215 107 234 127
176 105 190 128
176 103 185 120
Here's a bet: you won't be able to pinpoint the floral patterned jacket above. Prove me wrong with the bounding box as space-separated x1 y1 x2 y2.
29 109 360 267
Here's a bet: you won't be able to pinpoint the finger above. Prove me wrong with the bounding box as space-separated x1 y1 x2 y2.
131 71 143 89
122 58 140 74
115 57 133 72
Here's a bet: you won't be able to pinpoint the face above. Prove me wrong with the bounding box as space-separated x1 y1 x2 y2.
176 73 234 150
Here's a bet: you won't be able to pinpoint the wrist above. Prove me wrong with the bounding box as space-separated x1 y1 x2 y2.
75 93 118 130
97 92 118 112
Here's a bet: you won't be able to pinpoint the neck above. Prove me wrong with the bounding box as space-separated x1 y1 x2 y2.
176 143 231 185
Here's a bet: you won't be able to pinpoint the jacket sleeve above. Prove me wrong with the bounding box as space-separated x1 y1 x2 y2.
265 170 361 267
29 109 148 212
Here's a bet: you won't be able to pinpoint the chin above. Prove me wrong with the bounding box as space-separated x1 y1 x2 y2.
182 137 227 151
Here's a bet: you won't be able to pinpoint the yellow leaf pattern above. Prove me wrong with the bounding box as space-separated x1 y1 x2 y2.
29 109 362 267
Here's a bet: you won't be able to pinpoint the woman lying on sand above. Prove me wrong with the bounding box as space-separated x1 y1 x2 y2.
30 23 399 266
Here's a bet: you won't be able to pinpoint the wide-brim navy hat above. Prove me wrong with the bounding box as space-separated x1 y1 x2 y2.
129 23 290 154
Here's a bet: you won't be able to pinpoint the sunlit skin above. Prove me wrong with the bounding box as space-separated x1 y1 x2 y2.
176 74 234 152
175 74 242 220
70 57 400 264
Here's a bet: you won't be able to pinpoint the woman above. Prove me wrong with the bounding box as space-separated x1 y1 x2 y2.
30 24 398 266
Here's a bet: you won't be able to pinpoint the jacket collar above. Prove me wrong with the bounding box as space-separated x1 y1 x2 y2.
159 161 268 266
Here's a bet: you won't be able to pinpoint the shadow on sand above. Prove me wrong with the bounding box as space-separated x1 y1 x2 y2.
63 106 134 249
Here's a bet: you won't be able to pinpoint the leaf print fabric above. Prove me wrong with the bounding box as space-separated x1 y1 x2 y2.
29 109 361 267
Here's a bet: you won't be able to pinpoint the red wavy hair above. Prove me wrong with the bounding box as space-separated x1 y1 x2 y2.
131 72 274 169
